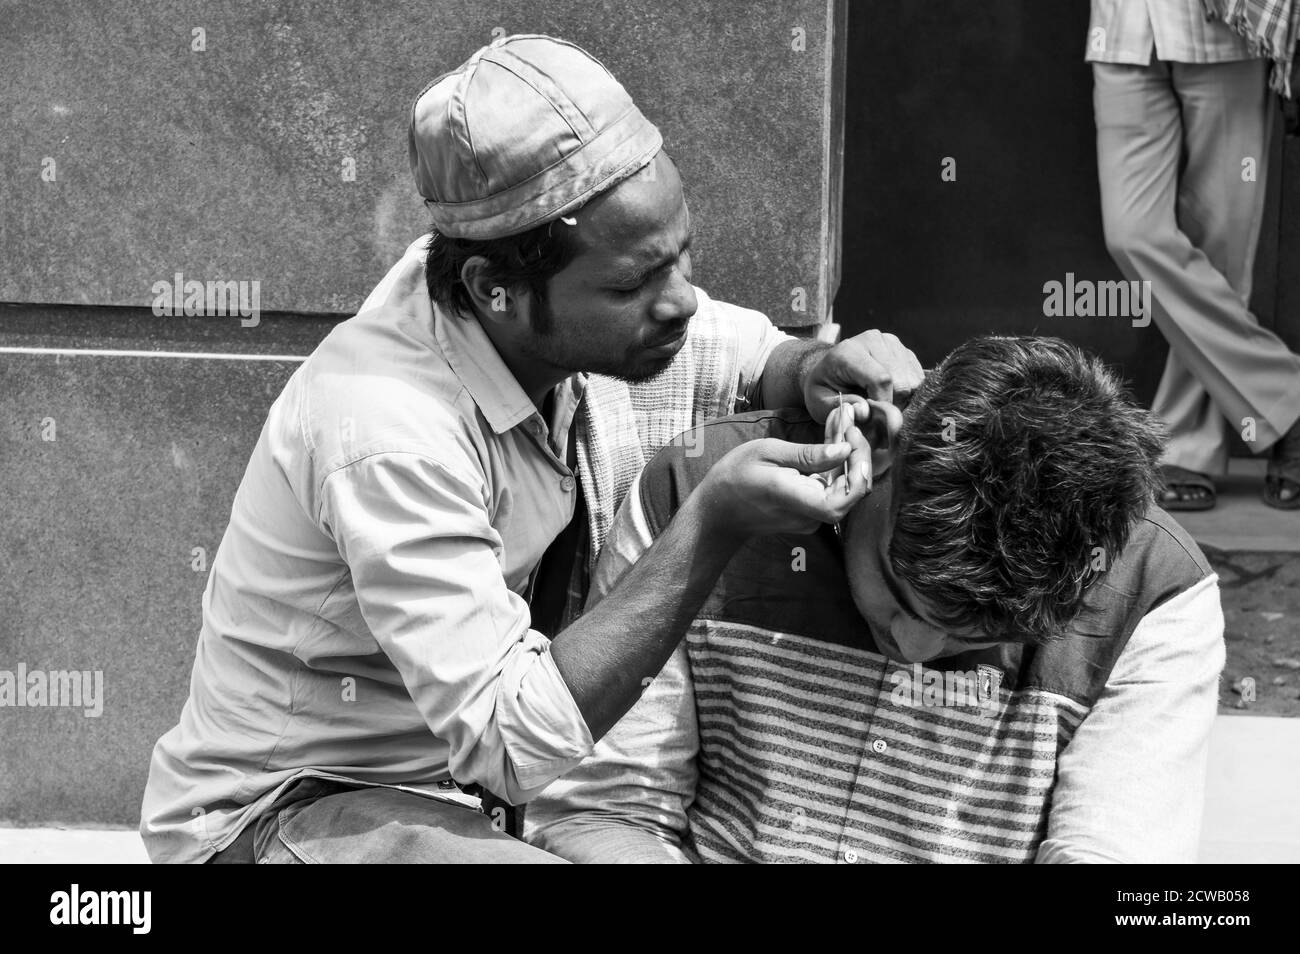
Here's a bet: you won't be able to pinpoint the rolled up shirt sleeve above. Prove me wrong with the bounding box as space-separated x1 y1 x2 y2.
731 305 794 410
318 450 594 804
524 643 697 863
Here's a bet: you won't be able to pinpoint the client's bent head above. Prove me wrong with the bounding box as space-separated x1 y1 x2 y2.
881 336 1165 646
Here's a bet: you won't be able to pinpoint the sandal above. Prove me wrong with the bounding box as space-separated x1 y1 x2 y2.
1263 420 1300 510
1158 464 1217 512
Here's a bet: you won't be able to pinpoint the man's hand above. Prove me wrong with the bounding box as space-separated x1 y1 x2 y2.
822 397 904 491
553 435 865 740
802 330 925 424
694 438 868 540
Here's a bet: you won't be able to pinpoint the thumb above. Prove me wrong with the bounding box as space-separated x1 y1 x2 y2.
763 438 852 474
854 398 904 448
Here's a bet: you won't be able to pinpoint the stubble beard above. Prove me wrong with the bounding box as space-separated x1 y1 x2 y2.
528 292 681 383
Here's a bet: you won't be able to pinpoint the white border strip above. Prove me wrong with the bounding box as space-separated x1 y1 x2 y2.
0 346 308 362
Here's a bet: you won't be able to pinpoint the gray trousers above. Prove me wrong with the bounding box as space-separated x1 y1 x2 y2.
207 777 567 864
1094 57 1300 474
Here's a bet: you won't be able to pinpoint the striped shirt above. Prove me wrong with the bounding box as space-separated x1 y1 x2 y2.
1087 0 1259 63
684 622 1079 863
524 410 1225 864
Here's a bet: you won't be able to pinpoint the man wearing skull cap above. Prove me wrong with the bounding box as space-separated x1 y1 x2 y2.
141 34 920 863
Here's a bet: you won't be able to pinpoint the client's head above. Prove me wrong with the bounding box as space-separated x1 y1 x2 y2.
843 336 1165 655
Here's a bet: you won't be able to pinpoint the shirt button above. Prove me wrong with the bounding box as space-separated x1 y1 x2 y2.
560 475 575 492
844 848 859 864
871 739 887 754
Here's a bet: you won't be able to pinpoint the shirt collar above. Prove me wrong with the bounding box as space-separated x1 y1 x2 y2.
433 301 542 435
371 236 586 437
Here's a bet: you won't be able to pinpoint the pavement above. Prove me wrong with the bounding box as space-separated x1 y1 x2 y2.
1199 716 1300 862
1173 457 1300 552
0 827 149 864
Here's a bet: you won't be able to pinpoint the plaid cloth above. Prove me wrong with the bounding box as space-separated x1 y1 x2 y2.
1205 0 1300 95
558 294 743 627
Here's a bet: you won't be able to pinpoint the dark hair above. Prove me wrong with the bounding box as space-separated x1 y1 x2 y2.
424 218 582 320
889 335 1165 644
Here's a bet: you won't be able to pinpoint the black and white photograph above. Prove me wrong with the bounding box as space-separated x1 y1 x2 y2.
0 0 1295 903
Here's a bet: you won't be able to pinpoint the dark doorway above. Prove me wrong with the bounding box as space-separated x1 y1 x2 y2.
835 0 1290 412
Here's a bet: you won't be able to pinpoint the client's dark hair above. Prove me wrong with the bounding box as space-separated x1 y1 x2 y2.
424 218 582 321
890 336 1165 644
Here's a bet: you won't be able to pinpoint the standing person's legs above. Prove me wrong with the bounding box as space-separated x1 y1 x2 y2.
1150 356 1230 476
1178 58 1300 507
1159 58 1272 477
1147 59 1272 483
1094 60 1216 506
1095 59 1300 504
1175 59 1270 313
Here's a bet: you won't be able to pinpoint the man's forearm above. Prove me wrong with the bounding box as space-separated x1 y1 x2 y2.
549 492 742 740
757 338 828 410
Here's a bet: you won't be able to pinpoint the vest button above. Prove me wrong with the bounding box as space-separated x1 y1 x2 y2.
560 476 575 492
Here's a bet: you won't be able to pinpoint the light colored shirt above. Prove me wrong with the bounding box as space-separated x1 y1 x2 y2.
140 236 789 863
524 467 1226 864
1087 0 1259 63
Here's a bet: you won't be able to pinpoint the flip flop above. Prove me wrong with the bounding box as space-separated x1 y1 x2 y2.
1263 422 1300 510
1158 464 1216 512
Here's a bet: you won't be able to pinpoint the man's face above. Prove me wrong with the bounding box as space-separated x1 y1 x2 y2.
521 150 698 382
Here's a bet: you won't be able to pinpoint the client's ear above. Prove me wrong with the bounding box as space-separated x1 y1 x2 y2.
861 398 903 479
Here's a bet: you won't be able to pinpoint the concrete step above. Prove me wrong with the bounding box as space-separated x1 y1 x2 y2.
1172 457 1300 553
0 827 148 864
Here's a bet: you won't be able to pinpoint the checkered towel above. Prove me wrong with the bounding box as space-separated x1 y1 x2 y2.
1205 0 1300 96
559 295 742 626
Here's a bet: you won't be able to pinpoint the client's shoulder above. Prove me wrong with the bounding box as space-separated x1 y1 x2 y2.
638 407 821 531
648 407 820 477
1105 504 1214 599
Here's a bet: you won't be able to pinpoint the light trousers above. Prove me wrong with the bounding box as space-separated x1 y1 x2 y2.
207 777 567 864
1094 57 1300 474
